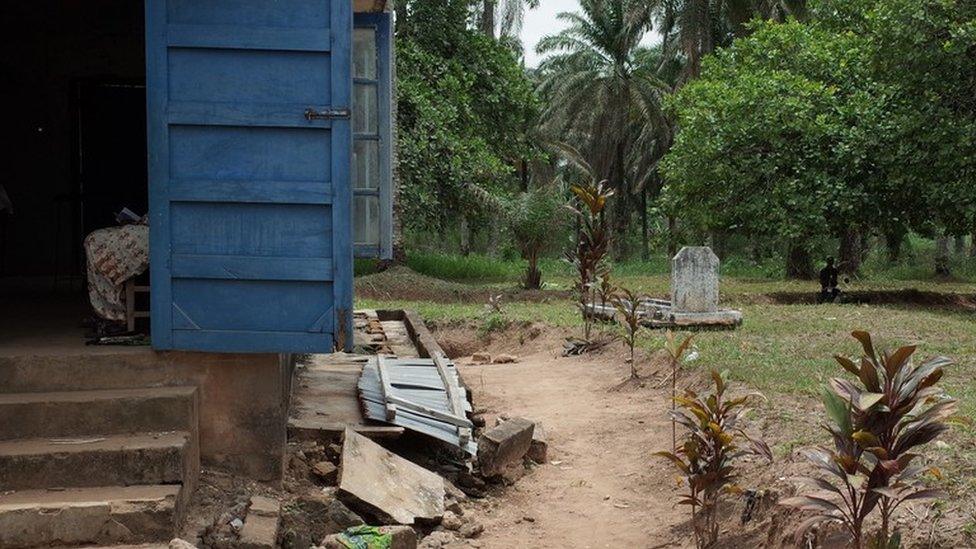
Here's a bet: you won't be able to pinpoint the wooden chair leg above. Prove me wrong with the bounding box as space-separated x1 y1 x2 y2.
125 279 136 333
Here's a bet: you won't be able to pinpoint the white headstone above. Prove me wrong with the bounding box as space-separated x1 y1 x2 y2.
671 246 720 313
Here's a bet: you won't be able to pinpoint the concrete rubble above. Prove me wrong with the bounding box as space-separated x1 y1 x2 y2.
238 495 281 549
527 421 548 464
477 417 535 477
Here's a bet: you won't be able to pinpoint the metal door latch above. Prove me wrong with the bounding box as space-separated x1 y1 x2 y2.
304 107 351 121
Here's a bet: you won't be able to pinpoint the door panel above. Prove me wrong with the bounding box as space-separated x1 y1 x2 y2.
146 0 353 352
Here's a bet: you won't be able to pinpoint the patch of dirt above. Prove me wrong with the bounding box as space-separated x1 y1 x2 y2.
451 333 776 548
355 266 569 303
447 324 973 548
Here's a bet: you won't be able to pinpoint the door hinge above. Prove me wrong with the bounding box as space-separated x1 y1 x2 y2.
304 107 351 121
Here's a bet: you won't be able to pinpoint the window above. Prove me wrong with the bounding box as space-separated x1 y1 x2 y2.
352 13 392 259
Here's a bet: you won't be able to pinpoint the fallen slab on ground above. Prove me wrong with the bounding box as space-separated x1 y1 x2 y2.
338 429 445 525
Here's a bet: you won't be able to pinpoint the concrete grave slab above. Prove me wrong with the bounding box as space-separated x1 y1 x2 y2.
671 246 720 313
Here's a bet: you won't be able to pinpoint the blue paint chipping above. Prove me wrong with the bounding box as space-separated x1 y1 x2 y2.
146 0 354 353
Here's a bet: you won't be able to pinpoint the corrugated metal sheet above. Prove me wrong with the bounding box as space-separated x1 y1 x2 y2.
358 356 477 454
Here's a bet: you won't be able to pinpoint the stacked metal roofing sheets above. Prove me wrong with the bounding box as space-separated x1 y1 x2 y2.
358 356 477 455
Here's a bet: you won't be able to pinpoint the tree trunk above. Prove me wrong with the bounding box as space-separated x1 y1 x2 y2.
486 222 500 257
611 141 629 259
935 235 950 276
884 229 904 263
838 228 863 275
971 231 976 257
459 217 471 256
523 248 541 289
786 243 814 279
954 235 966 255
640 186 649 261
394 0 408 36
480 0 495 37
667 215 677 258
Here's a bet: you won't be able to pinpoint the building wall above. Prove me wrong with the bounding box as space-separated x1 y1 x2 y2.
0 350 296 481
0 1 144 276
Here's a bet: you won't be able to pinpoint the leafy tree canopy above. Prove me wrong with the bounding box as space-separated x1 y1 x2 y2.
396 0 539 233
662 0 976 259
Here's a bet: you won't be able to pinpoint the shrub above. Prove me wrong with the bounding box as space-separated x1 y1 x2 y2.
656 370 772 549
781 331 958 548
505 185 568 289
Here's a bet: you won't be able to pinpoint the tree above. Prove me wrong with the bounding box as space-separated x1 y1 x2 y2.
654 0 808 82
535 0 669 258
395 0 539 240
662 19 890 277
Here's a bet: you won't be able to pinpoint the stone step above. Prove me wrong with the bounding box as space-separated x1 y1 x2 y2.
0 386 198 441
0 431 198 491
0 485 183 548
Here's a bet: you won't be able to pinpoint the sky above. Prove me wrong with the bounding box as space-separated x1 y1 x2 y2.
519 0 661 67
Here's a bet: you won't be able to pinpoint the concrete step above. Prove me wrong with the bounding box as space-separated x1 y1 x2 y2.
0 386 198 440
0 485 183 548
0 432 198 491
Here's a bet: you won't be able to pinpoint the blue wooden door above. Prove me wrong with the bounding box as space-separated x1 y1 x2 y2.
145 0 353 353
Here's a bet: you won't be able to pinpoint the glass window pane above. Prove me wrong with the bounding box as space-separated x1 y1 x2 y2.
353 28 377 79
354 195 380 246
354 83 378 134
354 140 379 190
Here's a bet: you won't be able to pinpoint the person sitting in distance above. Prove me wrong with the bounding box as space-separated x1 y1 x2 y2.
818 257 841 303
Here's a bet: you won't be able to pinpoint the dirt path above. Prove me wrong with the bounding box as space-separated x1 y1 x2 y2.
458 345 687 549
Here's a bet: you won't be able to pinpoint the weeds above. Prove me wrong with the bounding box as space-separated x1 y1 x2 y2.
612 288 644 379
656 370 772 548
781 331 960 548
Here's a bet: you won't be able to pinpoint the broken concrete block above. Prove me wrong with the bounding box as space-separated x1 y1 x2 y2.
313 461 339 484
323 498 366 535
477 417 534 477
527 422 548 464
491 354 518 364
239 496 281 549
169 539 198 549
338 429 445 525
419 530 457 548
471 352 491 364
321 525 417 549
443 479 467 515
441 510 462 531
460 520 484 539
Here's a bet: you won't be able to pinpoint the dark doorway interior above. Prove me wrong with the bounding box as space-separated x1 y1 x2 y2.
77 81 148 239
0 1 146 280
0 1 146 350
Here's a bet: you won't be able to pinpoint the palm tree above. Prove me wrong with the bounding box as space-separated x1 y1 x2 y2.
535 0 671 257
655 0 806 81
480 0 540 40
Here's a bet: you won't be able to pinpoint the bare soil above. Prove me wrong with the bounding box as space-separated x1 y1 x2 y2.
441 324 972 549
443 326 775 549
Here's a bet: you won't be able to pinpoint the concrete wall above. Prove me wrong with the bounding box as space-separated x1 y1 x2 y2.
0 350 296 481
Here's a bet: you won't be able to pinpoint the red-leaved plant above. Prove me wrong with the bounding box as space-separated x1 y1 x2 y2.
656 370 772 548
781 331 959 548
565 181 613 343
